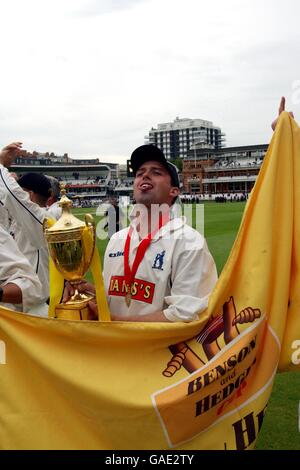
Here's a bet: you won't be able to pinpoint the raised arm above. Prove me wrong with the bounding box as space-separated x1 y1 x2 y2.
271 97 294 131
0 142 48 248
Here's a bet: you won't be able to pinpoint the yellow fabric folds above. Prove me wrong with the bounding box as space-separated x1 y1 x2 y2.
0 112 299 450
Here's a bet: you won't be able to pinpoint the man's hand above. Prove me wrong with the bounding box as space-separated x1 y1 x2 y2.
62 280 96 303
1 282 23 304
87 300 99 320
271 97 294 131
0 142 23 168
62 281 75 303
62 281 99 320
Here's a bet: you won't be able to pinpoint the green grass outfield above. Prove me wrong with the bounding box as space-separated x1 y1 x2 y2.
72 202 300 450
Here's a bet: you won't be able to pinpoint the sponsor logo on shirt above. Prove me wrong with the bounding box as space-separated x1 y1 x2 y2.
152 250 166 271
108 251 124 258
109 276 155 304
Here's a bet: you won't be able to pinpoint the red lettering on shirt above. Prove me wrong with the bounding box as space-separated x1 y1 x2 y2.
108 276 155 304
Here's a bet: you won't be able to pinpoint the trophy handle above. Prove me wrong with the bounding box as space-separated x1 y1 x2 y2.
85 213 95 227
85 214 96 263
42 218 49 234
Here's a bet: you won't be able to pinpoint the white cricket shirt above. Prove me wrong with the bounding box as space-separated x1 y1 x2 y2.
0 225 45 314
103 216 218 322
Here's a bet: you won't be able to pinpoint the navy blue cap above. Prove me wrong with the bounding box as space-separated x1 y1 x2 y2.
130 144 180 188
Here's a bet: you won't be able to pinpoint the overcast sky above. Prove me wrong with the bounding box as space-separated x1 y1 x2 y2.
1 0 299 163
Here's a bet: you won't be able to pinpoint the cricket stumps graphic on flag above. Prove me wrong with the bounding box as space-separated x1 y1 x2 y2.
0 112 300 450
152 297 272 449
163 297 262 377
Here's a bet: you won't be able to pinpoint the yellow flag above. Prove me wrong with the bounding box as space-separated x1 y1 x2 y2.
0 112 299 450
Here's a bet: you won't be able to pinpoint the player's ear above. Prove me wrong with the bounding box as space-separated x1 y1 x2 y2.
170 187 180 198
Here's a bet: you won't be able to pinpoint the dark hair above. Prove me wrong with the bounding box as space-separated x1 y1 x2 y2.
18 172 51 199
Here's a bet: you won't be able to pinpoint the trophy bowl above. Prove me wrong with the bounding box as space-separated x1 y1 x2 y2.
43 187 96 320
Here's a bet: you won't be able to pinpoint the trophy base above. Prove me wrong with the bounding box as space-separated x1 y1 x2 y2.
55 298 95 321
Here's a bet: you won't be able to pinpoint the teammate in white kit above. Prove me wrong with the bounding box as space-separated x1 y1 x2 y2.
0 143 58 316
0 225 43 313
46 175 62 220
